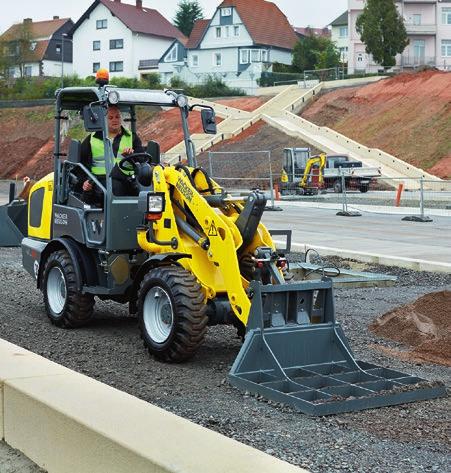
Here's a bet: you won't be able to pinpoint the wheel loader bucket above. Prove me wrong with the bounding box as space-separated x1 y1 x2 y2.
0 200 28 247
229 279 446 416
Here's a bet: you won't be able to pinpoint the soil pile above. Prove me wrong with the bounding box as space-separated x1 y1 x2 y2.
370 290 451 366
302 70 451 177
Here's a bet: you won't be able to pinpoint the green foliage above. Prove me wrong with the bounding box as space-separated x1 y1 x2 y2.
292 35 341 72
272 62 295 73
173 0 204 37
169 75 245 97
0 74 162 100
356 0 409 68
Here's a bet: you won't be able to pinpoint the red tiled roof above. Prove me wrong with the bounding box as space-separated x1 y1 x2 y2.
99 0 186 41
1 18 70 41
219 0 298 50
185 19 210 49
294 27 331 38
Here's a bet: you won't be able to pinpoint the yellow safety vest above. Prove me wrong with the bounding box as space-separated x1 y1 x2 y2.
90 130 134 176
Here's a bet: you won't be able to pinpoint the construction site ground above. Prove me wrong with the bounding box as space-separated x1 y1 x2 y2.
262 204 451 268
0 247 449 473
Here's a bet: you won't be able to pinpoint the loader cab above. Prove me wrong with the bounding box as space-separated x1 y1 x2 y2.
282 148 311 182
49 76 215 253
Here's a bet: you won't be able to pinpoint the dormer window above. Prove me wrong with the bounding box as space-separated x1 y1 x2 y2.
29 42 37 51
165 43 178 62
221 8 232 17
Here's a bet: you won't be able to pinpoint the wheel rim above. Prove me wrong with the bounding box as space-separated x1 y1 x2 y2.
47 267 67 315
143 286 174 344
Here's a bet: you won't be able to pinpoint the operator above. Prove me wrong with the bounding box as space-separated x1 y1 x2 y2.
80 105 144 201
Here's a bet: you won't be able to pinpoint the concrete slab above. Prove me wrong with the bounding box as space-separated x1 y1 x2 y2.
1 340 305 473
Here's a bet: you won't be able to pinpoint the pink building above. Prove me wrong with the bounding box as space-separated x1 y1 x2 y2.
348 0 451 73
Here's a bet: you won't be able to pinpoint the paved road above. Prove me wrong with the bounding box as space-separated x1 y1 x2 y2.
262 203 451 265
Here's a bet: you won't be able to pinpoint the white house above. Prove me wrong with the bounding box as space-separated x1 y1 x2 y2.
0 17 73 78
348 0 451 73
330 12 349 63
159 0 299 94
70 0 186 79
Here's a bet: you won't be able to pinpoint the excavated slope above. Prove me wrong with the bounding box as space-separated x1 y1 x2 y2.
302 70 451 178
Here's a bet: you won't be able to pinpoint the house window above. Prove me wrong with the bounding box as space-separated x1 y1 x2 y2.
110 39 123 49
240 49 250 64
216 27 221 38
56 44 61 55
413 14 421 26
24 65 32 77
251 50 260 62
7 67 15 78
93 40 101 50
221 8 232 16
442 8 451 25
339 26 348 38
234 25 240 37
109 61 123 72
442 40 451 57
93 62 100 73
29 42 36 51
241 49 266 64
165 44 178 62
225 26 230 38
96 19 107 29
213 53 222 66
191 54 199 67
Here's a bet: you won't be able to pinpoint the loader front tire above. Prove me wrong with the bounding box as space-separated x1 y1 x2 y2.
42 250 94 328
138 266 208 362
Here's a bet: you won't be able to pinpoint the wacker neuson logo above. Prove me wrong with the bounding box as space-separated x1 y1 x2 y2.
54 212 68 225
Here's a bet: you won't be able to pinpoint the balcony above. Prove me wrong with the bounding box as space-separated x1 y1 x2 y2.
405 23 436 35
401 55 436 67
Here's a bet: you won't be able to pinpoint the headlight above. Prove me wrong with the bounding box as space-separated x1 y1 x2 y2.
176 94 188 108
147 193 165 213
108 90 120 105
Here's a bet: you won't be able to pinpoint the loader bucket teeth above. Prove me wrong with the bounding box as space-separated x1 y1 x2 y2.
229 279 446 416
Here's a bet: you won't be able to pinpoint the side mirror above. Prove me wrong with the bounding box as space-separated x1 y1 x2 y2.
201 108 217 135
82 105 105 132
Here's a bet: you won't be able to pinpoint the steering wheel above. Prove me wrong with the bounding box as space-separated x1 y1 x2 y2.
118 152 152 172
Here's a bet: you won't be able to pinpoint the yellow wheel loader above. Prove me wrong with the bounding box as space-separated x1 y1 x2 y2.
4 73 445 415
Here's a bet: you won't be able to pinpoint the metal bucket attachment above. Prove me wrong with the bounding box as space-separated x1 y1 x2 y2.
0 201 28 247
229 279 446 415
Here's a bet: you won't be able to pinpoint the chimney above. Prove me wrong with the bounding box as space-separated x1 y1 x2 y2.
136 0 142 8
53 16 59 20
23 18 32 24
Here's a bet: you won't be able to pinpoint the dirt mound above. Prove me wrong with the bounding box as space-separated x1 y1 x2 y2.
370 291 451 366
302 70 451 176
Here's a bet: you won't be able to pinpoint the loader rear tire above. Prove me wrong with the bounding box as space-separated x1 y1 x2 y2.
138 266 208 362
42 249 94 328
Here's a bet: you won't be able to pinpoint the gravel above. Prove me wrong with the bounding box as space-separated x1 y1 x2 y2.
0 441 46 473
0 247 449 473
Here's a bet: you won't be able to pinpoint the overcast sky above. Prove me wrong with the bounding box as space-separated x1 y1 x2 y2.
0 0 348 34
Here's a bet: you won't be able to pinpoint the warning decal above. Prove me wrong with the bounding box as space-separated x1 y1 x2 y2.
208 221 218 236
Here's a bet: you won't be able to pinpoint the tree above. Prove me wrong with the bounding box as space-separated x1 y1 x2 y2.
0 22 33 79
292 34 340 72
173 0 204 37
356 0 409 69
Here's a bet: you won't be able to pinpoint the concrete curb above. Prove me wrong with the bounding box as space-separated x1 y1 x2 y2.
0 339 306 473
282 241 451 274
